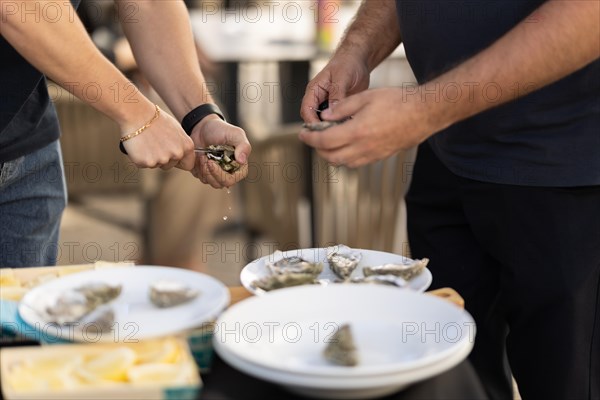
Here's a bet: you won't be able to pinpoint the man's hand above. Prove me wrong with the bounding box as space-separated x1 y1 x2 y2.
299 88 442 168
300 53 370 123
120 104 195 171
189 116 252 188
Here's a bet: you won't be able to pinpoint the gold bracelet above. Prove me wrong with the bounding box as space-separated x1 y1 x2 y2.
120 104 161 143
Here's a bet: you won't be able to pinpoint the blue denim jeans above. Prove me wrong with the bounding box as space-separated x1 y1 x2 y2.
0 140 67 267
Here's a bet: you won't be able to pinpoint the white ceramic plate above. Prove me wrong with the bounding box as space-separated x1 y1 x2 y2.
213 285 475 399
240 248 432 295
216 337 473 399
19 266 229 343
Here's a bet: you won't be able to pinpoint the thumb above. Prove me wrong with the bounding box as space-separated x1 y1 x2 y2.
321 93 364 121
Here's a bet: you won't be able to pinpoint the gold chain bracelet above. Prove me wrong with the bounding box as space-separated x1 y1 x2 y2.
120 104 161 143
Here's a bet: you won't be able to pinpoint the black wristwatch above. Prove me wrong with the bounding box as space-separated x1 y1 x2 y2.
181 103 225 135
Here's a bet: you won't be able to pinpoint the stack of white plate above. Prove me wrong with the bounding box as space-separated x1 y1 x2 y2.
213 285 475 399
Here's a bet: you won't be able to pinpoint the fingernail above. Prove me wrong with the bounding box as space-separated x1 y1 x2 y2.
322 109 333 119
237 153 247 164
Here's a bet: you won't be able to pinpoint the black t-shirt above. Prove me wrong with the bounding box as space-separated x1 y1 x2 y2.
0 0 80 163
396 0 600 186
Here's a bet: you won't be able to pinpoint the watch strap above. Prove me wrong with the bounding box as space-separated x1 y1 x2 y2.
181 103 225 135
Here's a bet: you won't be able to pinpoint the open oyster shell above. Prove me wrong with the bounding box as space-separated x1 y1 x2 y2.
149 280 200 308
323 324 358 367
326 245 362 280
362 258 429 281
37 282 121 325
266 251 323 276
251 273 318 292
206 144 241 174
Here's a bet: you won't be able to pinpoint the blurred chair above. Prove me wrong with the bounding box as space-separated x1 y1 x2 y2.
312 148 417 255
53 84 160 260
241 125 310 254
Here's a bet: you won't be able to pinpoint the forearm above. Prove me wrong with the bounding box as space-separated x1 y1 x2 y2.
429 0 600 129
0 1 154 129
117 0 212 122
336 0 401 71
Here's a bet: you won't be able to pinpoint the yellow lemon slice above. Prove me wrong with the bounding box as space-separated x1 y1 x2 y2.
126 363 192 385
0 269 20 287
0 286 28 301
133 338 181 364
80 347 137 381
8 358 83 391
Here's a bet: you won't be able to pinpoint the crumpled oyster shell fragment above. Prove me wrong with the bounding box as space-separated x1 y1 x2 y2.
323 324 358 367
326 245 362 280
149 280 200 308
206 144 241 173
362 258 429 281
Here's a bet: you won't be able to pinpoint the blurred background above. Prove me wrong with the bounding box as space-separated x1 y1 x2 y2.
56 0 418 286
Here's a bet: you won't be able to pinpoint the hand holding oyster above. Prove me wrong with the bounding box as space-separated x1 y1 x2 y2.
204 145 241 173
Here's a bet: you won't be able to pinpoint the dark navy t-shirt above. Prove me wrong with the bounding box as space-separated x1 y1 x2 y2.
0 0 80 163
396 0 600 186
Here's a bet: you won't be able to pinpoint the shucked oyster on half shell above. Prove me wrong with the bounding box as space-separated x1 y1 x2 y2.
266 251 323 276
206 145 241 174
363 258 429 281
149 280 200 308
326 245 362 280
251 273 319 292
323 324 358 367
37 282 122 326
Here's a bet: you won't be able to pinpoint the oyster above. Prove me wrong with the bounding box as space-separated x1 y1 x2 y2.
266 251 323 276
326 245 362 280
323 324 358 367
350 275 407 288
206 145 241 174
42 282 121 325
251 273 318 292
149 280 200 308
363 258 429 280
78 306 115 334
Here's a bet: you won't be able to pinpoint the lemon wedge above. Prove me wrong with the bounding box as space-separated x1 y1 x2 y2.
127 363 191 385
0 269 20 287
133 338 181 364
7 357 83 391
80 347 137 381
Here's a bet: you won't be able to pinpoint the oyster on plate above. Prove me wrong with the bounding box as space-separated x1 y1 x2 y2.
206 145 241 173
40 282 121 325
251 273 318 292
78 306 115 334
323 324 358 367
362 258 429 280
266 251 323 276
326 245 362 280
149 280 200 308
